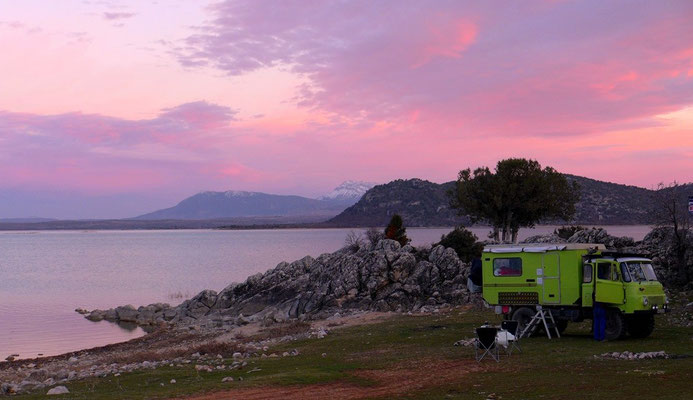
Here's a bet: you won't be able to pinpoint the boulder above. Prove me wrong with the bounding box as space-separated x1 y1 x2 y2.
115 305 139 322
46 386 70 395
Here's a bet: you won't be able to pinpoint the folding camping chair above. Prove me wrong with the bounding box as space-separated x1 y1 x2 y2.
474 327 499 362
501 320 521 355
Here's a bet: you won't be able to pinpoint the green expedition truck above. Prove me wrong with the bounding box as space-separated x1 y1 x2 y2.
481 243 669 340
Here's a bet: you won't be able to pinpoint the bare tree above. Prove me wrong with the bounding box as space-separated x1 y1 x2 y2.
653 182 691 285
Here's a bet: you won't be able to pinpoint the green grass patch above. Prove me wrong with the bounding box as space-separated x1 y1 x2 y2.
16 309 693 399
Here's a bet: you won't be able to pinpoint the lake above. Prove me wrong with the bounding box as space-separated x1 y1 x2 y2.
0 225 653 359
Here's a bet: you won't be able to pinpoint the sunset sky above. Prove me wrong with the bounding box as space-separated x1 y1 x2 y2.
1 0 692 218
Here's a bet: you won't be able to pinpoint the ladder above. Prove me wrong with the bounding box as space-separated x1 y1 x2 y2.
519 306 561 339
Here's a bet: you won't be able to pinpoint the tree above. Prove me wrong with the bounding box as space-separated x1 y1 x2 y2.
384 214 410 246
653 182 691 286
438 226 484 262
450 158 580 243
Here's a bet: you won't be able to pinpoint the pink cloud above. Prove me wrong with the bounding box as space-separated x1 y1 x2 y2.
176 0 693 138
102 12 135 21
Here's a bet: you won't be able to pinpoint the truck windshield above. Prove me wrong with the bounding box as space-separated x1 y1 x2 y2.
625 262 658 282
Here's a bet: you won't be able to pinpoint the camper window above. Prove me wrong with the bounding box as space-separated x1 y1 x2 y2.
583 264 593 283
493 258 522 277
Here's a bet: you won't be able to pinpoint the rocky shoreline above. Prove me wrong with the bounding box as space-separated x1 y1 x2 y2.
81 239 473 331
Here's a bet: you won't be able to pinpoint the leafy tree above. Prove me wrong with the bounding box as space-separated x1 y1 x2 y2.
653 182 691 286
384 214 410 246
438 226 484 262
451 158 580 243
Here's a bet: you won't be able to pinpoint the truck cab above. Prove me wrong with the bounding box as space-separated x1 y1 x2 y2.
582 255 668 313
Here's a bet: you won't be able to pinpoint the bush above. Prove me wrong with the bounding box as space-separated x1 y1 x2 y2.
344 230 364 252
385 214 410 246
553 225 586 240
365 227 384 246
438 226 483 262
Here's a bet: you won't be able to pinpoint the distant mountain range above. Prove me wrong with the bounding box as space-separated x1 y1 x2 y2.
134 181 376 220
327 175 693 227
1 177 688 230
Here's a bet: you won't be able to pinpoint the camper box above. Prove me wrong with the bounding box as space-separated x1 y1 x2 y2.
481 243 604 307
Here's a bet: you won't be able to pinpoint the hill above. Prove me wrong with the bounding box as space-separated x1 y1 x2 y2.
327 176 692 227
327 179 461 227
135 191 347 220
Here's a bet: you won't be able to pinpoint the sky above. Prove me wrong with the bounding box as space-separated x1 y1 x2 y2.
0 0 692 219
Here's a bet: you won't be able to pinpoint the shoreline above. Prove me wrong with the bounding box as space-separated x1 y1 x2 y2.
0 214 657 232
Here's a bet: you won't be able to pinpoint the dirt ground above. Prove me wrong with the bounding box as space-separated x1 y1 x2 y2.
182 358 483 400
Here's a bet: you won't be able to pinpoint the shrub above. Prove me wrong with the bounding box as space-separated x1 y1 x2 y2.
365 227 384 246
438 226 483 262
344 230 364 252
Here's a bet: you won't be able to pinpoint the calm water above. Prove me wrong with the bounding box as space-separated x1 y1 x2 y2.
0 225 652 359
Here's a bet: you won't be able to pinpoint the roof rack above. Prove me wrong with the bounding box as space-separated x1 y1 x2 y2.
483 243 605 253
583 251 650 260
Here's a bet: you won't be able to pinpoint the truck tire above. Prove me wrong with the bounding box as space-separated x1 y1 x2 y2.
556 320 568 334
604 309 626 340
512 307 536 337
627 314 655 338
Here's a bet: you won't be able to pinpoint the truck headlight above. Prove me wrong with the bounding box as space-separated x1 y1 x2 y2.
643 297 649 306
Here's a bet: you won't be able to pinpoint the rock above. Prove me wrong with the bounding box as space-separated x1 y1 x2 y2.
170 379 176 384
68 356 78 363
222 377 234 382
1 383 19 395
115 305 139 323
55 370 69 380
86 310 105 321
311 327 328 339
232 352 243 359
453 339 474 347
28 369 49 381
46 385 70 395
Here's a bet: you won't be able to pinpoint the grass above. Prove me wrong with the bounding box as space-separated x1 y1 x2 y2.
16 308 693 399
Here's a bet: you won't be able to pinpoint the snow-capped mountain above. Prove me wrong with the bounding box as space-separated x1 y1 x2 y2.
135 182 378 220
318 181 378 204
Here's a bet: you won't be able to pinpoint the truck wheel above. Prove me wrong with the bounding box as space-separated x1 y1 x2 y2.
556 320 568 334
604 309 626 340
512 307 535 337
628 314 655 338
